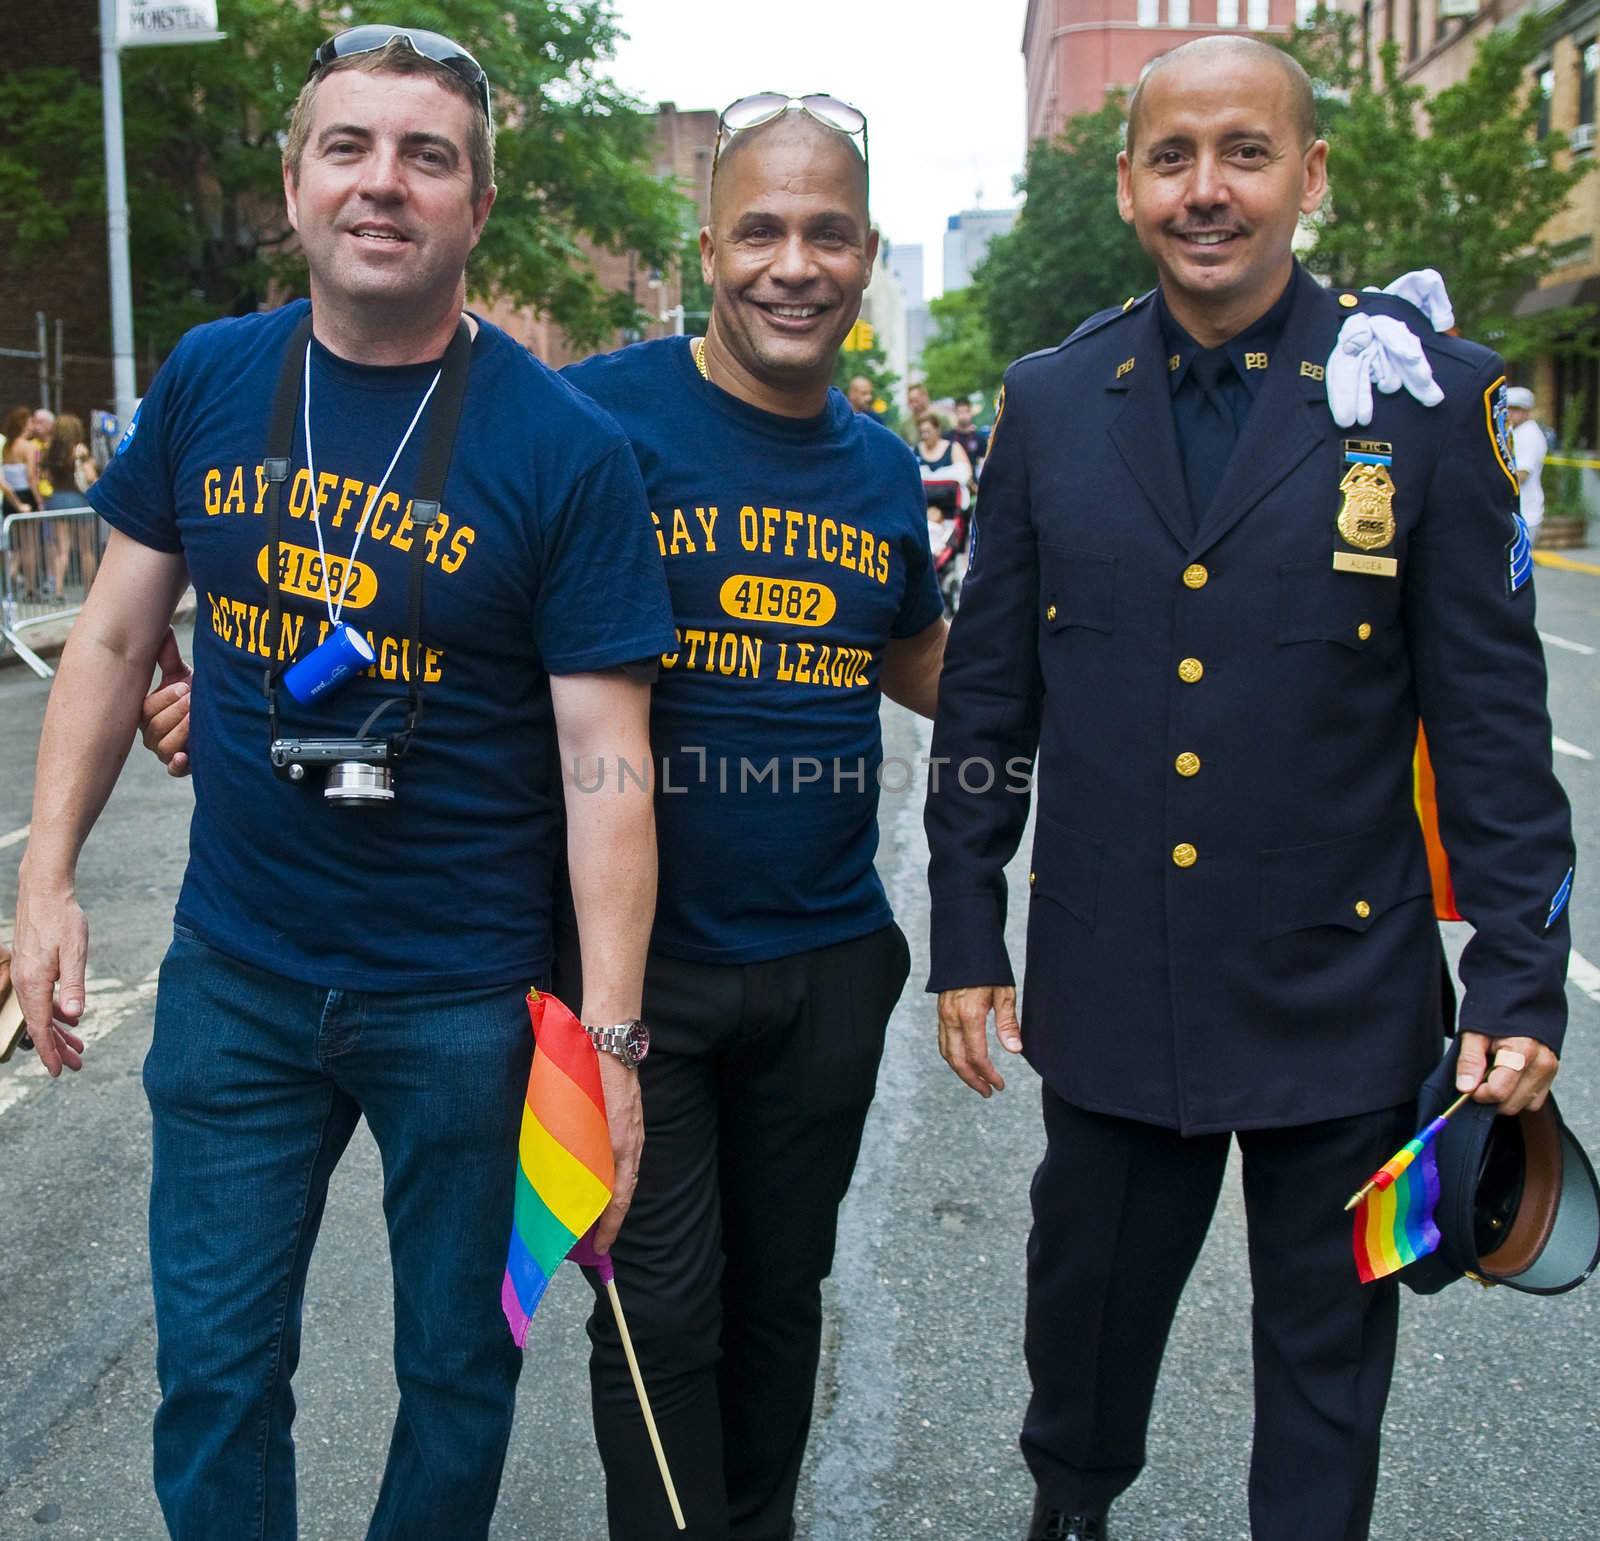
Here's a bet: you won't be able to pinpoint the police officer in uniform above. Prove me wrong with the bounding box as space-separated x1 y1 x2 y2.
924 38 1574 1541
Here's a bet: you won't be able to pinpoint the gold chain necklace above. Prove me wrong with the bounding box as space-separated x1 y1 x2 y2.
693 337 710 381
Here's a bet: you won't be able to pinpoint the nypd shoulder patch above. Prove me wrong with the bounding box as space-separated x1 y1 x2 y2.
1484 377 1518 494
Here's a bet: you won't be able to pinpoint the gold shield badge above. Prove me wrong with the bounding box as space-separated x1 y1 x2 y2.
1336 462 1396 551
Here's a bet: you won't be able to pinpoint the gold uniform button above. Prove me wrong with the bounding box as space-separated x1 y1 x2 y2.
1357 621 1372 641
1046 604 1058 622
1182 563 1209 590
1339 292 1359 308
1029 870 1037 887
1175 752 1201 777
1172 843 1198 868
1354 900 1372 919
1178 657 1204 683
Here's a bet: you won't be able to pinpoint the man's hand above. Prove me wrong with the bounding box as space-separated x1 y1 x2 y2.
140 628 193 776
937 985 1022 1097
10 879 88 1077
590 1054 644 1252
1456 1030 1559 1116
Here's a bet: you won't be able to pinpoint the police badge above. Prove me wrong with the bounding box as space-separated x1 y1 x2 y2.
1333 440 1398 576
1337 462 1397 550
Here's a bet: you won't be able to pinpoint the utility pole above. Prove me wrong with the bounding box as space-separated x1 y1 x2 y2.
99 0 137 429
97 0 224 430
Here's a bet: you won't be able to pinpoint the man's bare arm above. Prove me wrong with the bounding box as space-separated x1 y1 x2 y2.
13 530 189 1072
551 669 657 1252
880 616 948 720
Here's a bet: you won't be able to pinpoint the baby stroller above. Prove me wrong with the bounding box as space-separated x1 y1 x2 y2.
922 472 969 615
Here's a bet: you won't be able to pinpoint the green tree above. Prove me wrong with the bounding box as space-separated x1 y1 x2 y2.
1278 4 1365 134
975 94 1156 365
0 2 688 372
1289 15 1592 360
920 287 1005 405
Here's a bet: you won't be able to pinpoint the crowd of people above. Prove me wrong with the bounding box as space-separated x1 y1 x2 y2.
0 404 101 598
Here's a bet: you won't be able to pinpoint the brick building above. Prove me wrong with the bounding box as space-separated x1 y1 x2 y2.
491 102 719 369
1360 0 1600 454
1022 0 1304 142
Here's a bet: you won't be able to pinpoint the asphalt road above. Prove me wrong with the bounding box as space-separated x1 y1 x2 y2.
1 556 1597 1541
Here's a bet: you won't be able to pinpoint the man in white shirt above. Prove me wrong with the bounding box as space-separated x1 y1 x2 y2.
1507 385 1547 542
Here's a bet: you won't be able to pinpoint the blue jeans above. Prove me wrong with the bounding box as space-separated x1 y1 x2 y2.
145 928 537 1540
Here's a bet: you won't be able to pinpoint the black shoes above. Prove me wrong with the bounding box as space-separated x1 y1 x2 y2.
1027 1492 1109 1541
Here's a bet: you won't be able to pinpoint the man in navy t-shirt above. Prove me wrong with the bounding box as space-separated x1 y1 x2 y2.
559 100 947 1540
10 31 672 1540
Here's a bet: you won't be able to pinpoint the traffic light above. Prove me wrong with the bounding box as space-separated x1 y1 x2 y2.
844 319 875 351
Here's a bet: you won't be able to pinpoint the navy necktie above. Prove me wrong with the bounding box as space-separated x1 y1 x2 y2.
1179 349 1240 527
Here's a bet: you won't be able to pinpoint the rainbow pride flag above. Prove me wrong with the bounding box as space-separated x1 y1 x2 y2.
1351 1113 1449 1283
1413 724 1461 922
502 989 614 1347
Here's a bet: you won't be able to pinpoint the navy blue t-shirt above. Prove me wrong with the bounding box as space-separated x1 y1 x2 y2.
564 337 942 963
91 303 676 991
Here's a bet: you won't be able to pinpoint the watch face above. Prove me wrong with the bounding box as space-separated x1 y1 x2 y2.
624 1020 650 1063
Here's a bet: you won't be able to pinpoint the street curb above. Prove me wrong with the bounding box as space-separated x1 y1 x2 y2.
0 592 197 675
1534 549 1600 576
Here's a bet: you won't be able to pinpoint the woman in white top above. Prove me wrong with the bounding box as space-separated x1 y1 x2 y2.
2 404 44 596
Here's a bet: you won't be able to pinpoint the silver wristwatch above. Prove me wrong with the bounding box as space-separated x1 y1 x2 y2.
584 1018 650 1069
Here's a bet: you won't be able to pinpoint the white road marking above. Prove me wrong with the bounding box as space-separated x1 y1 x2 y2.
1553 736 1594 761
0 941 160 1118
0 824 29 850
1570 950 1600 1008
1540 631 1597 657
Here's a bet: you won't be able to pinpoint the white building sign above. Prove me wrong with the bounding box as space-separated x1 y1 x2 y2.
116 0 224 48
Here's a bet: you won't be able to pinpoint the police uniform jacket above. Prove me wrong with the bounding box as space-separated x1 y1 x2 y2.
925 263 1575 1134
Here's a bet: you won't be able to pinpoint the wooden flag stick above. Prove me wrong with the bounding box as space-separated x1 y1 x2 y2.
1343 1091 1473 1212
603 1276 686 1531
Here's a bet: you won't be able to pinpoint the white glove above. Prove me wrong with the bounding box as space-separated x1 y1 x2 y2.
1366 268 1456 333
1325 313 1445 429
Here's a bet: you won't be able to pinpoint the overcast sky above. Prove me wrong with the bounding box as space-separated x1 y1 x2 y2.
605 0 1031 298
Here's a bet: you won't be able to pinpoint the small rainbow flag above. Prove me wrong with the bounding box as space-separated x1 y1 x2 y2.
502 989 614 1347
1350 1113 1449 1283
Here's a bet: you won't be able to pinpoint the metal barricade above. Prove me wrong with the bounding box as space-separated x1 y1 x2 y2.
1 505 107 678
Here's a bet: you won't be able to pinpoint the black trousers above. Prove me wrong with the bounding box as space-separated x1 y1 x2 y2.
554 923 910 1541
1024 1088 1415 1541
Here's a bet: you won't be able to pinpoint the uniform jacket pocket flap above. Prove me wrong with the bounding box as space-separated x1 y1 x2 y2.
1029 817 1103 929
1259 819 1432 938
1276 561 1392 650
1040 545 1115 634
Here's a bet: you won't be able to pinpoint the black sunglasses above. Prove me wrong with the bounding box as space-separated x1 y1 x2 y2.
308 26 492 121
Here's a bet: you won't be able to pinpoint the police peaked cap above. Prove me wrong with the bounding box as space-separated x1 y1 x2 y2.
1403 1039 1600 1296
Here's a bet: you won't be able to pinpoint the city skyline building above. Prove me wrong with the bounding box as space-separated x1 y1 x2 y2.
888 243 931 372
862 242 911 400
943 207 1020 292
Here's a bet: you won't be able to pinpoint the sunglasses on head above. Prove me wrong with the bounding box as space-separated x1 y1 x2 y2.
308 25 492 121
711 93 869 182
